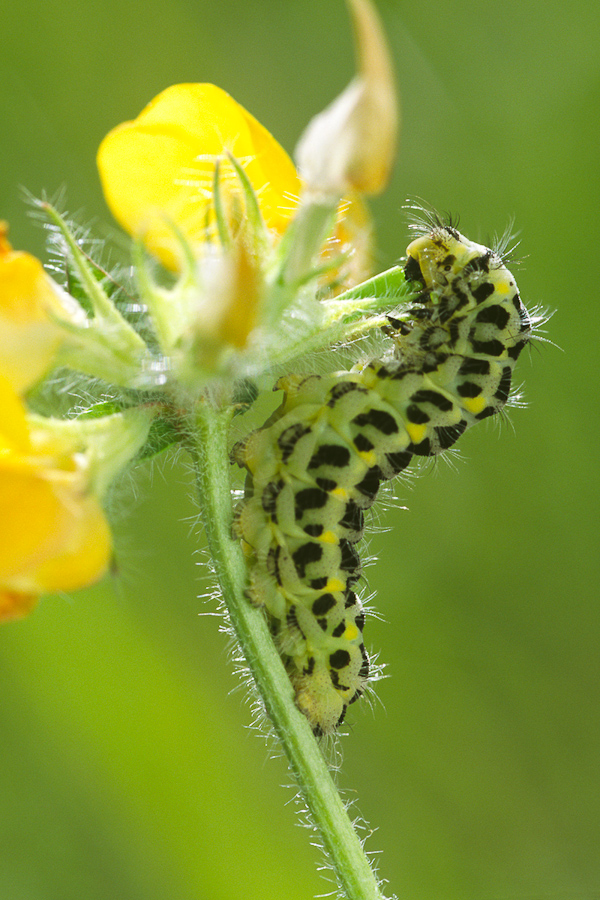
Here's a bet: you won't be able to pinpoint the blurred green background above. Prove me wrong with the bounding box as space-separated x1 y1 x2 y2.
1 1 599 898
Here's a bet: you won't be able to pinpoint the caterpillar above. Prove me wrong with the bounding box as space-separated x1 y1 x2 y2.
232 221 533 735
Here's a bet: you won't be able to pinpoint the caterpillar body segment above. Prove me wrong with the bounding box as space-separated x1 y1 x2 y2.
233 224 533 735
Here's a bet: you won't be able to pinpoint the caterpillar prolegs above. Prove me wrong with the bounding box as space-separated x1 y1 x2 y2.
233 223 533 735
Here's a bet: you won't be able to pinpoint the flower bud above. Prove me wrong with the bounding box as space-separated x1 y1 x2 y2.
295 0 398 198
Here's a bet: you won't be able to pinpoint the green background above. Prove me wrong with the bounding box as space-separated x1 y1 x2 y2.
1 1 598 898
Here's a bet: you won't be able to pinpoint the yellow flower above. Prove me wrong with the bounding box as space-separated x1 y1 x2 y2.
0 375 112 621
0 224 73 393
97 83 302 270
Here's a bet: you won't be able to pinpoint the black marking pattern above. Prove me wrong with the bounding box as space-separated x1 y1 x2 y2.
233 225 533 734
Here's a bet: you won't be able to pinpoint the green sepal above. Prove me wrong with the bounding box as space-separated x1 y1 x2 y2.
212 158 232 250
225 151 268 254
232 378 259 411
72 393 184 460
136 415 185 461
40 202 144 342
60 251 120 316
26 404 156 498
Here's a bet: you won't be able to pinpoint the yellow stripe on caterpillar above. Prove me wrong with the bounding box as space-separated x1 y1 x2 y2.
463 395 488 416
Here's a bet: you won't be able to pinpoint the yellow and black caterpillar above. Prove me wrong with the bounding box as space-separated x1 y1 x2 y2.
233 223 533 735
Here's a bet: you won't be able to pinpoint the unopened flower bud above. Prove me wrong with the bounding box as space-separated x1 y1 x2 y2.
295 0 398 199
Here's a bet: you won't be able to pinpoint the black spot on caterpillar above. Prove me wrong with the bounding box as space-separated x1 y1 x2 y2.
233 223 534 735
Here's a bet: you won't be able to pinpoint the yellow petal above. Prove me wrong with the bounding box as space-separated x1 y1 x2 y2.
0 590 38 622
0 374 31 452
33 495 112 594
199 237 262 351
0 231 65 391
0 222 11 256
0 375 112 616
97 83 301 269
0 468 69 579
0 468 111 598
326 194 373 291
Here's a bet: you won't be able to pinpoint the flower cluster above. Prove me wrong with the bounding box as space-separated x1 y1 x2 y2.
1 0 398 621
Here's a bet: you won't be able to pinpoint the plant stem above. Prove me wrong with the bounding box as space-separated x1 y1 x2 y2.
189 397 389 900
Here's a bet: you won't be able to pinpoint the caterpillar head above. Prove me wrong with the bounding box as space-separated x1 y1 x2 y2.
405 226 501 293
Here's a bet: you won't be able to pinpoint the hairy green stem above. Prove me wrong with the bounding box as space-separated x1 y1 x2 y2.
189 398 388 900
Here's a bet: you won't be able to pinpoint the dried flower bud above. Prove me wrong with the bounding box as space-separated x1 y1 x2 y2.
295 0 398 198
